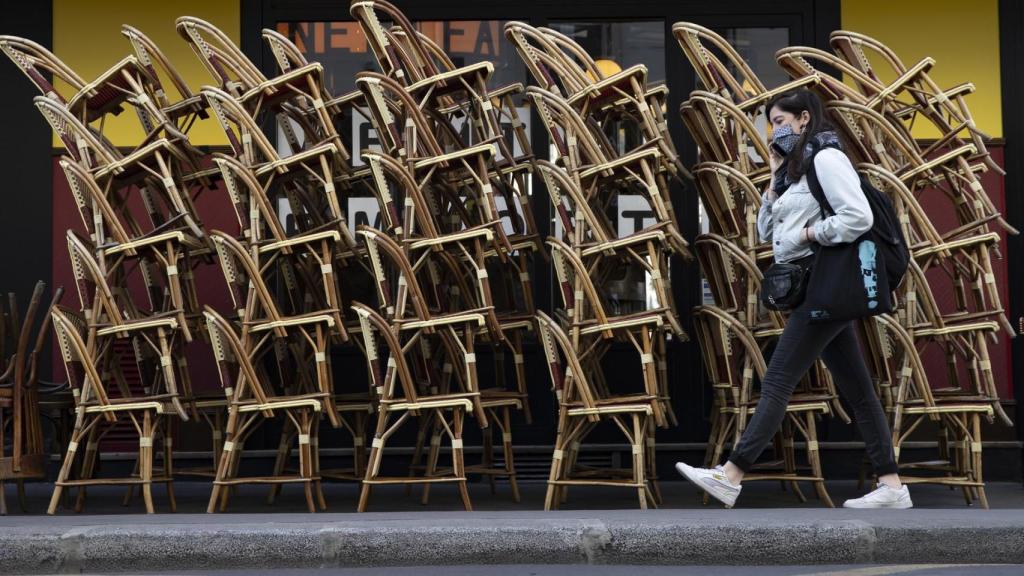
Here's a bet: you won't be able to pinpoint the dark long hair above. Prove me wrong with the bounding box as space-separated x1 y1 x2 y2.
766 89 837 182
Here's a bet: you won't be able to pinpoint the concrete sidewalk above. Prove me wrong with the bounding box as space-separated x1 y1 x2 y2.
1 481 1023 573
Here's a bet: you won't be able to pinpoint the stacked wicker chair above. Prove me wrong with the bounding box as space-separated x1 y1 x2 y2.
504 20 688 510
1 32 221 513
346 0 542 510
677 23 1013 508
675 23 848 507
777 30 1015 508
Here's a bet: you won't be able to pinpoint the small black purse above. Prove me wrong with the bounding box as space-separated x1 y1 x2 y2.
760 256 813 311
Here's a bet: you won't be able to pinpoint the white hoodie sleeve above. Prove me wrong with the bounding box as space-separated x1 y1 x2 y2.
811 148 873 246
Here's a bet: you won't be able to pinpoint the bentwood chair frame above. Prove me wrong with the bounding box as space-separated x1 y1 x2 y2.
528 87 689 256
547 237 677 429
825 99 1015 236
530 23 687 181
202 86 361 258
680 90 773 186
178 16 350 170
204 307 328 513
351 302 478 511
354 72 534 257
536 311 658 510
209 230 342 424
866 313 993 508
59 156 204 336
121 25 210 134
35 97 207 242
48 306 180 514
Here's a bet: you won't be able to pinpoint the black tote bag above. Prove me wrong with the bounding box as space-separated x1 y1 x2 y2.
802 152 909 324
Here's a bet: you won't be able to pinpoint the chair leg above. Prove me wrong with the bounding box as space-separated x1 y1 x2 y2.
299 410 316 513
359 411 389 513
971 413 989 509
122 459 140 507
482 419 496 495
48 420 87 515
0 481 6 516
208 412 240 513
453 408 472 512
74 426 102 513
633 414 647 511
17 479 28 513
406 414 431 497
420 417 443 506
267 419 296 505
141 411 155 514
645 418 661 506
163 422 177 513
805 413 833 508
500 407 520 503
545 414 569 511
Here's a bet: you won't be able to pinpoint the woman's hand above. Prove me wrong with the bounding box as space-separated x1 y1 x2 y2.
765 149 783 203
768 148 783 174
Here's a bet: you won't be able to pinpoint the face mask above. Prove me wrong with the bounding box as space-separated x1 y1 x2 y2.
770 123 801 157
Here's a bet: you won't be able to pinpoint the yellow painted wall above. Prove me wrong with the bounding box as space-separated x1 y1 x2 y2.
53 0 239 146
842 0 1002 139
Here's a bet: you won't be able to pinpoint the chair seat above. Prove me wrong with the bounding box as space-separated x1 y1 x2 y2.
567 404 653 417
382 395 476 412
246 310 337 332
103 230 204 255
255 142 339 175
566 64 648 108
68 56 149 121
95 315 180 336
405 61 495 96
239 62 324 103
82 400 168 414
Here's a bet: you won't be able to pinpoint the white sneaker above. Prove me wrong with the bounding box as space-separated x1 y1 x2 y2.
675 462 741 508
843 483 913 509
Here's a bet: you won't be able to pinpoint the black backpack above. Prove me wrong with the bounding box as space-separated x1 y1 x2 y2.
802 148 910 323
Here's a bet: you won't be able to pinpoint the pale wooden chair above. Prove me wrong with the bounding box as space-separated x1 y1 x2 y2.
202 86 361 259
826 99 1015 236
121 25 210 134
58 156 204 337
351 302 479 511
867 313 994 508
48 306 181 514
536 310 658 510
547 237 678 430
693 161 772 261
178 16 350 169
203 307 328 512
680 90 773 186
35 97 207 243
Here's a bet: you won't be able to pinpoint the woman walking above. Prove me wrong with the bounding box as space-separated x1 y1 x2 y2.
676 89 911 509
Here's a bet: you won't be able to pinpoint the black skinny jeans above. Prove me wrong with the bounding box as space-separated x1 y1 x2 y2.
728 304 899 476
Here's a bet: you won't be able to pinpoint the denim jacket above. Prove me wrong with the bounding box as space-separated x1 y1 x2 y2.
757 148 873 263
